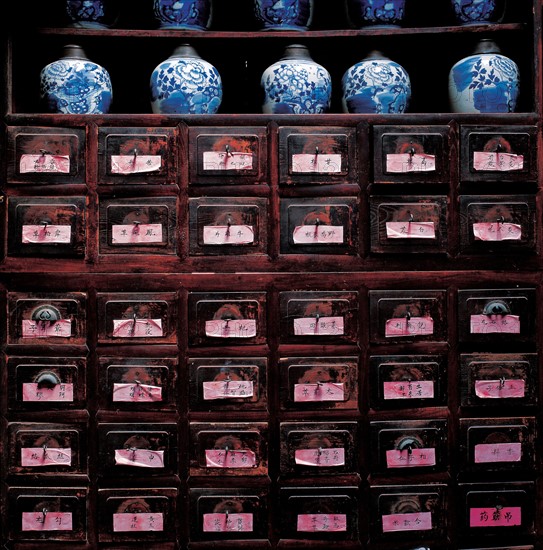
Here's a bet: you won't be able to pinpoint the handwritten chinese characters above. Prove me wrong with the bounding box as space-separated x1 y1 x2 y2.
385 316 434 337
293 316 344 336
22 319 72 338
383 381 435 400
386 448 436 468
469 506 521 527
20 154 70 174
472 222 522 242
114 449 164 468
113 513 164 532
470 314 520 334
22 383 74 402
205 319 256 338
203 513 253 533
111 224 163 244
22 225 72 244
291 153 342 173
205 449 256 468
112 318 164 338
293 225 344 244
22 512 73 531
294 382 345 402
297 514 347 532
203 151 253 171
386 153 436 173
203 380 254 400
474 379 525 399
203 225 255 245
382 511 432 532
112 383 163 402
474 442 522 463
473 151 523 172
294 447 345 467
385 221 436 240
21 447 72 467
111 155 161 174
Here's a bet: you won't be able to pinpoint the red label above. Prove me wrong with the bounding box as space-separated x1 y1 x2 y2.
20 154 70 174
203 225 254 245
112 383 163 402
294 447 345 466
203 151 253 170
205 319 256 338
22 512 72 531
112 224 163 244
22 225 72 244
474 442 522 463
386 448 436 468
113 513 164 532
382 511 432 532
473 222 522 241
203 513 253 532
475 379 525 399
21 447 72 467
203 380 254 400
473 151 524 171
470 314 520 334
385 316 434 337
385 221 436 239
114 449 164 468
383 380 435 399
291 153 342 173
22 383 74 402
294 382 345 402
112 318 163 338
22 319 72 338
293 225 344 244
205 449 256 468
111 154 162 174
386 153 436 173
293 316 344 336
297 514 347 532
469 506 521 527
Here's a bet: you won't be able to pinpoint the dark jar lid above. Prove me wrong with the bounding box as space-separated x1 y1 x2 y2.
60 44 89 60
281 44 314 61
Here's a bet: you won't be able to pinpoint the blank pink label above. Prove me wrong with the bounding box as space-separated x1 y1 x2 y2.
293 316 344 336
475 379 525 399
470 315 520 334
385 316 434 337
20 154 70 174
203 225 255 245
22 512 72 531
112 319 163 338
22 225 71 244
22 383 74 402
293 225 344 244
111 154 161 174
22 319 72 338
113 513 164 532
294 382 345 402
470 506 521 527
386 448 436 468
203 151 253 170
21 447 72 466
385 221 436 239
205 319 256 338
382 511 432 532
297 514 347 532
386 153 436 172
473 151 524 171
473 222 522 241
203 513 253 532
295 448 345 466
112 383 163 402
112 224 163 244
114 449 164 468
291 153 342 173
205 449 256 468
383 381 435 399
203 380 254 400
474 442 522 463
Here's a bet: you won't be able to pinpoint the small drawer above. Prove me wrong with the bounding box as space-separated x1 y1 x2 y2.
188 357 267 412
278 126 357 185
280 421 358 476
8 196 86 258
369 354 447 410
189 197 268 255
460 353 538 408
279 291 359 344
7 126 85 184
370 195 448 254
373 125 450 184
189 126 267 185
188 292 266 346
99 197 177 255
98 356 178 412
98 127 176 185
280 197 359 255
189 422 268 477
7 355 86 411
98 488 177 543
189 487 268 541
279 356 358 411
460 125 537 183
96 292 178 345
369 290 447 344
457 288 536 344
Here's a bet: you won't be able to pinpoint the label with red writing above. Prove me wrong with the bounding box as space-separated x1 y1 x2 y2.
474 442 522 463
294 382 345 402
205 449 256 468
473 151 524 171
112 319 163 338
473 222 522 241
293 316 344 336
203 225 255 245
383 381 435 400
112 383 163 402
114 449 164 468
293 225 344 244
22 512 72 531
205 319 256 338
203 513 253 532
382 511 432 532
111 224 163 244
22 225 72 244
385 221 436 239
22 320 72 338
294 447 345 467
470 315 520 334
385 316 434 337
113 513 164 532
475 379 525 399
297 514 347 532
203 151 253 170
111 155 162 174
386 448 436 468
21 447 72 467
470 506 521 527
22 383 74 402
386 153 436 173
203 380 254 400
20 154 70 174
291 153 342 173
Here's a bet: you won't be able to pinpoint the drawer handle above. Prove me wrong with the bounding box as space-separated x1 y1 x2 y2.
397 437 421 454
36 371 61 389
31 305 62 323
483 300 510 316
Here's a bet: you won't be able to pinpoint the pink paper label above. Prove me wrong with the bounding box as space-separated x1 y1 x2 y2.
21 447 72 467
473 222 522 241
291 153 342 173
292 225 344 244
473 151 524 171
294 382 345 402
112 318 163 338
386 153 436 173
383 381 435 400
295 447 345 467
205 449 256 468
203 225 255 245
22 512 72 531
386 448 436 468
203 380 254 400
385 316 434 337
297 514 347 532
203 151 253 170
385 221 436 239
382 511 432 532
205 319 256 338
22 319 72 338
470 506 521 527
470 314 520 334
475 379 526 399
293 316 344 336
474 442 522 463
22 225 71 244
112 383 163 402
111 224 163 244
114 449 164 468
203 513 253 533
22 383 74 402
113 513 164 532
20 154 70 174
111 154 162 174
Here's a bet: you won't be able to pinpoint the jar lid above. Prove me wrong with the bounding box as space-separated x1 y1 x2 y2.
281 44 313 61
170 44 200 59
473 38 502 55
61 44 89 60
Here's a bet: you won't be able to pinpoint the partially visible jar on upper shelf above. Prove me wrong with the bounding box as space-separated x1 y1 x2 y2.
65 0 120 28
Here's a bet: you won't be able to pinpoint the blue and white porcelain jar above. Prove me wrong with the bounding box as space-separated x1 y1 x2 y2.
153 0 212 30
261 44 331 114
451 0 505 25
253 0 313 31
341 50 411 113
346 0 407 27
40 44 112 114
448 39 519 113
65 0 119 28
150 44 222 114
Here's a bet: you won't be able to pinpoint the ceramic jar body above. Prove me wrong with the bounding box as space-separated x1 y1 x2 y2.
150 45 222 114
153 0 212 30
254 0 313 30
346 0 407 27
40 45 112 114
451 0 505 25
65 0 119 28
